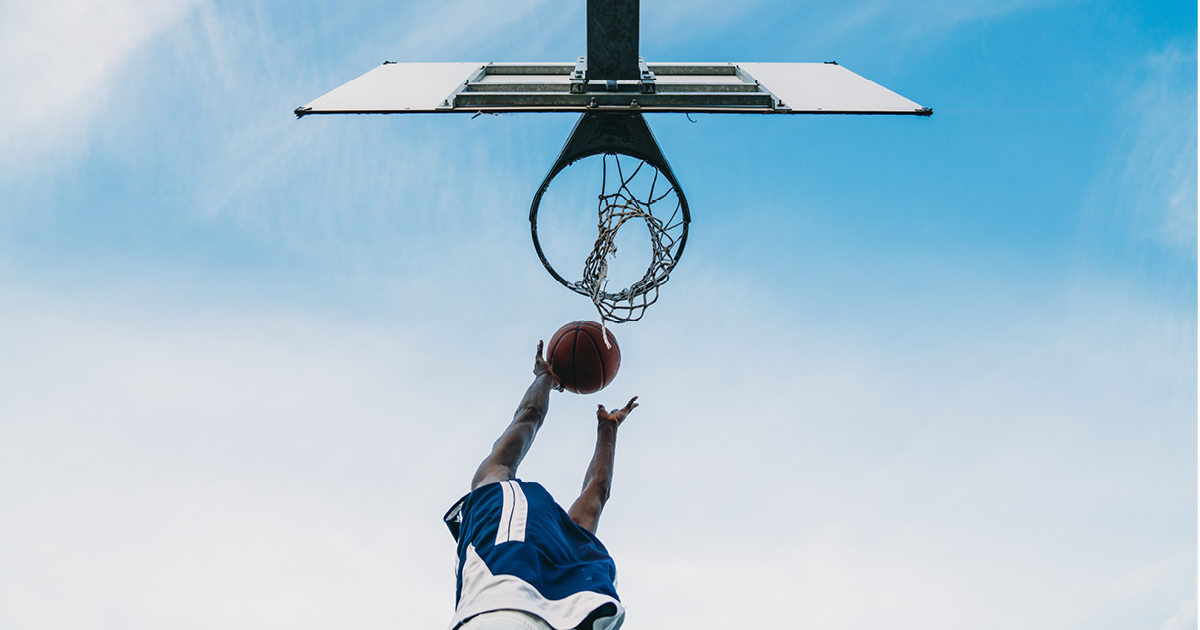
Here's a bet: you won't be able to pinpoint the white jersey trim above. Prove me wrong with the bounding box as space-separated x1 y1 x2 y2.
450 544 624 630
495 480 528 545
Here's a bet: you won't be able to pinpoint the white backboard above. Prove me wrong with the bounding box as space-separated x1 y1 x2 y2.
296 62 930 116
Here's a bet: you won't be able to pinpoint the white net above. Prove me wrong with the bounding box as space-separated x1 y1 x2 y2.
573 153 686 328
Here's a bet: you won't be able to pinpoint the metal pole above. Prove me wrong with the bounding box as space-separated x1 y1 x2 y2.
587 0 639 80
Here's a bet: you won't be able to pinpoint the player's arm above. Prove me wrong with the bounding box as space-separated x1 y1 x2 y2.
568 397 638 533
470 342 560 490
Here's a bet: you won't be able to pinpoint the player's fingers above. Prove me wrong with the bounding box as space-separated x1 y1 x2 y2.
537 340 544 357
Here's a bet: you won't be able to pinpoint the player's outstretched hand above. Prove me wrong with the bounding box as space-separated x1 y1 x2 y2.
598 397 638 427
534 341 562 390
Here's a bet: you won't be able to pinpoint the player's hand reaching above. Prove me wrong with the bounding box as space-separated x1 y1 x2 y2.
534 341 562 390
597 397 638 427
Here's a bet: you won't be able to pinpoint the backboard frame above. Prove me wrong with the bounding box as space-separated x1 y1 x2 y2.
295 60 932 117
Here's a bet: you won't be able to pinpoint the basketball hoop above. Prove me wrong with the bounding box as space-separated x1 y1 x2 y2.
297 2 931 329
530 112 690 325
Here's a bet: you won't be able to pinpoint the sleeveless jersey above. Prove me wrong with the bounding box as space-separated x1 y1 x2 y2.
443 480 624 630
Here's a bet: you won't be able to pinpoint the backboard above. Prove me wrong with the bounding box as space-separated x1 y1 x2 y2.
296 60 931 116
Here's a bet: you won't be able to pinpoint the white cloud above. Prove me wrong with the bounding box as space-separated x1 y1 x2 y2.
1069 43 1199 278
0 0 199 178
0 292 471 629
641 0 1061 56
1158 589 1198 630
1105 46 1198 256
870 0 1059 41
0 259 1193 629
1 483 452 630
386 0 579 61
616 535 983 629
614 530 1195 630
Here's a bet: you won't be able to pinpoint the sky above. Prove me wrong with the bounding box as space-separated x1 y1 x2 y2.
0 0 1195 629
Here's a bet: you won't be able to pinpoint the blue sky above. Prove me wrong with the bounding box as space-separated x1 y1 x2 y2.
0 0 1195 628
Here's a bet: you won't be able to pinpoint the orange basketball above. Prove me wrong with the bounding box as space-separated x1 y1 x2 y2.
546 321 621 394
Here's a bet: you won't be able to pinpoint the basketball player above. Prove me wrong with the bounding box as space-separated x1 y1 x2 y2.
443 342 637 630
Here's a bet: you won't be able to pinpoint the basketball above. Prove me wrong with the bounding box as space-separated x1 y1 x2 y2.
546 321 621 395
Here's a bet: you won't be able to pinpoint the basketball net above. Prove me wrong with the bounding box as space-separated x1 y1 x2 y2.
576 154 684 346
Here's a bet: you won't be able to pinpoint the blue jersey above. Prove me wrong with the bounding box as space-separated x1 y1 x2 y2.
444 480 624 630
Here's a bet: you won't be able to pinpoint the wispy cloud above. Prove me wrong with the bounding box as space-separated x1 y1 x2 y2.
1072 42 1197 294
385 0 579 61
1106 46 1198 257
641 0 1061 58
863 0 1060 40
0 0 199 178
1158 588 1198 630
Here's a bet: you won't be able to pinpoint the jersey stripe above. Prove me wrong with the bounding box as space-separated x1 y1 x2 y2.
508 481 528 542
496 481 514 545
495 480 528 545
